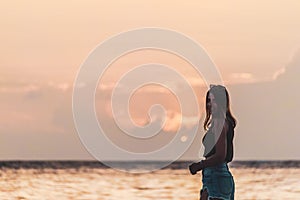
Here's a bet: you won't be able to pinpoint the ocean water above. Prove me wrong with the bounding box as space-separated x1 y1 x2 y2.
0 161 299 200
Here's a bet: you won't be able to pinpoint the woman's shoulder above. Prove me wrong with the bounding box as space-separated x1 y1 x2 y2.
210 118 229 138
212 118 229 129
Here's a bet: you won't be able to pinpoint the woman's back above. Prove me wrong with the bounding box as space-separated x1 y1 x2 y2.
202 119 235 163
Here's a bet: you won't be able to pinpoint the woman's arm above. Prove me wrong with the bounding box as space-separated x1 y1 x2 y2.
201 118 228 168
189 119 228 174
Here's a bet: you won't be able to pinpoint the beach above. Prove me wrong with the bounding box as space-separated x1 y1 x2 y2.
0 161 299 200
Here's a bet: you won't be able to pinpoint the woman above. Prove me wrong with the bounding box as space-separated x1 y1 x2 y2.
189 85 236 200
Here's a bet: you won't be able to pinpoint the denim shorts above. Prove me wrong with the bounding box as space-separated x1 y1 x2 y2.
201 163 235 200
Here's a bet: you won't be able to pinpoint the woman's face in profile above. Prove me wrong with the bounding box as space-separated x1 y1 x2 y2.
208 93 217 115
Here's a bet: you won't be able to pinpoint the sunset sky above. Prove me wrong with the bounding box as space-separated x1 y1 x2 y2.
1 1 300 161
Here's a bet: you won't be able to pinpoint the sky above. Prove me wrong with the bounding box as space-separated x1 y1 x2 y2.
1 1 300 161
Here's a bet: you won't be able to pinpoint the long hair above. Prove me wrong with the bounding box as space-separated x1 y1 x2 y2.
203 85 237 130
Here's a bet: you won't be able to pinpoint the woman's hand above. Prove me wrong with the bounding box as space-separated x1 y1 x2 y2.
189 161 204 175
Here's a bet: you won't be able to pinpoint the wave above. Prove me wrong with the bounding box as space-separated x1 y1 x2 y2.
0 160 299 170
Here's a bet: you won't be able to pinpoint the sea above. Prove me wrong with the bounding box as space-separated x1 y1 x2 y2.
0 161 299 200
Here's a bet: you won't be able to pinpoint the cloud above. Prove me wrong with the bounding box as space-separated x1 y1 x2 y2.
272 67 286 80
47 81 72 92
57 83 70 92
98 82 117 91
227 48 300 160
0 81 75 135
162 111 181 133
0 83 42 95
0 111 35 131
162 111 199 133
0 81 71 96
276 48 300 82
134 85 171 94
2 48 299 160
23 84 43 100
0 130 92 160
166 52 300 160
229 72 256 84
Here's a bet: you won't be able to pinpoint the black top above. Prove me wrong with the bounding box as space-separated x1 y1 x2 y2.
202 119 234 163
